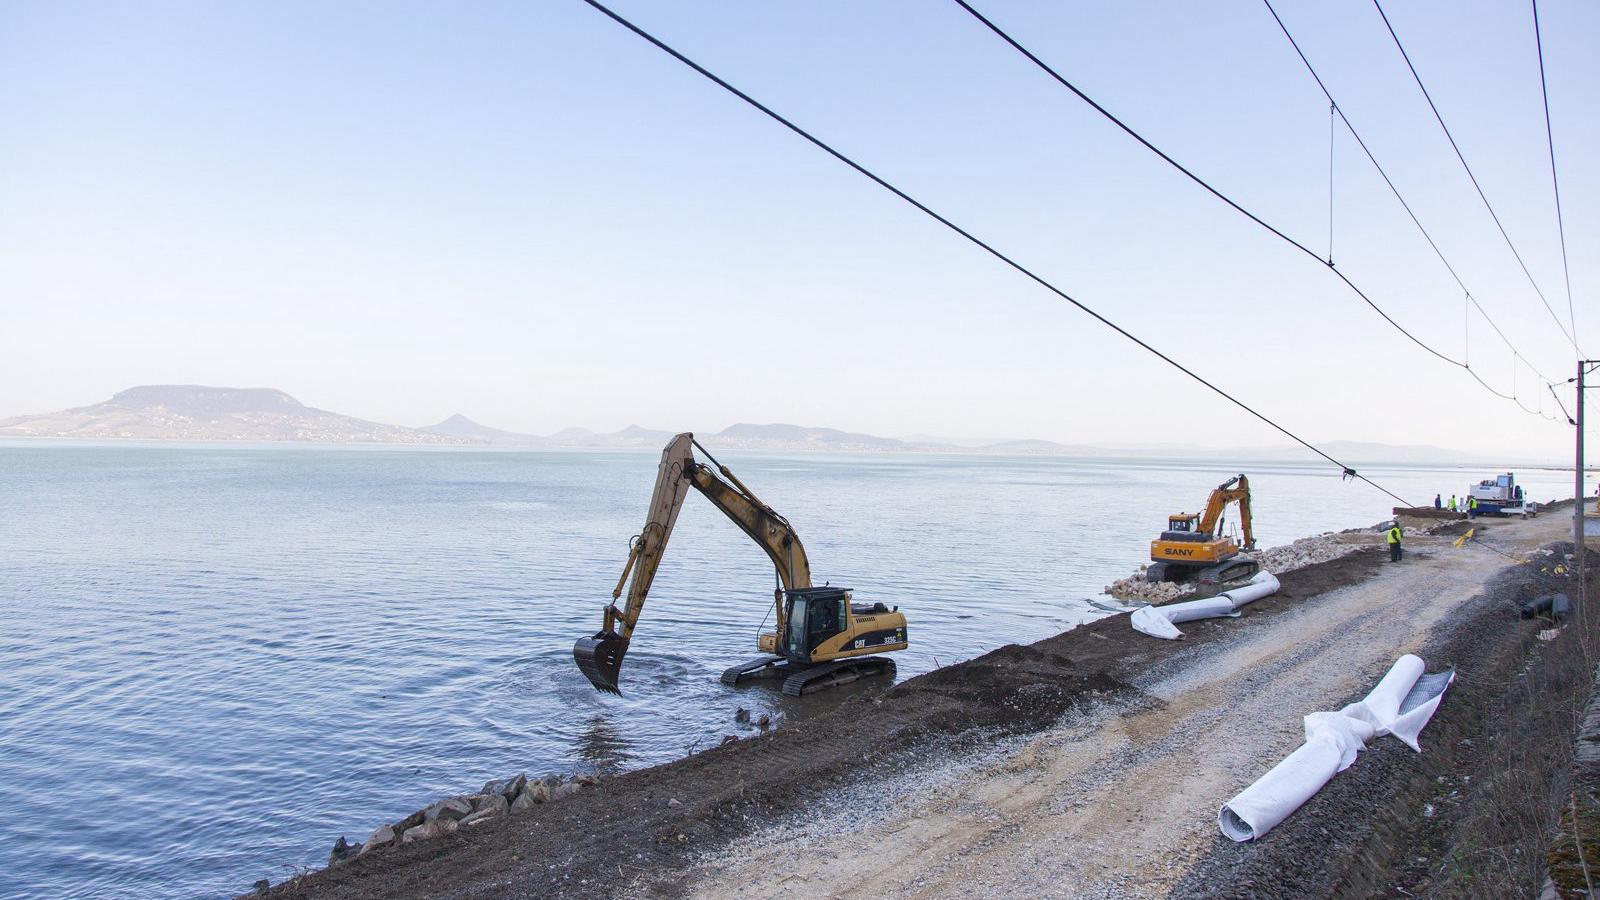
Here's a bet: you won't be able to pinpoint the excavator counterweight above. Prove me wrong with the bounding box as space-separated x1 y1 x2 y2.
573 433 907 695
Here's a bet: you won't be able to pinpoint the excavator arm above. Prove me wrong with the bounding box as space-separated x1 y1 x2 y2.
1198 474 1255 551
574 432 813 694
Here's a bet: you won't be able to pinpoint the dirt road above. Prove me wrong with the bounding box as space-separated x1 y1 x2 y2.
680 513 1573 899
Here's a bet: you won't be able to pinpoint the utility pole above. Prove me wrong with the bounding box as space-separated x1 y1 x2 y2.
1579 360 1594 614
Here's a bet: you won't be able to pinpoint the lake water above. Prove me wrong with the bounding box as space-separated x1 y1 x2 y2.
0 443 1575 899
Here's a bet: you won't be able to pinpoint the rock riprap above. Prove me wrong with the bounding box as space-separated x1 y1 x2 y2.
321 770 600 867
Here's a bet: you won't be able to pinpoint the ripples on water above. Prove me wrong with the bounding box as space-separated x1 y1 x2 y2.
0 444 1571 898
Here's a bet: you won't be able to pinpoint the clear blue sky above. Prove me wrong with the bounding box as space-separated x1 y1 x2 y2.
2 0 1594 458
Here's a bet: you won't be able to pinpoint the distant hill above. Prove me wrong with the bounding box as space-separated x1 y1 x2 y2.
0 385 464 444
0 386 1515 462
981 438 1080 454
714 423 913 451
535 425 675 448
421 414 541 445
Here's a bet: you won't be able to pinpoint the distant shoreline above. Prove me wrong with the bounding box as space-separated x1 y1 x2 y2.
0 434 1580 470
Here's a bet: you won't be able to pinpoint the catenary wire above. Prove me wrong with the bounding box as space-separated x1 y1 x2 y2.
1531 0 1579 351
953 0 1559 413
1260 0 1564 392
1370 0 1582 357
950 0 1454 367
576 0 1416 507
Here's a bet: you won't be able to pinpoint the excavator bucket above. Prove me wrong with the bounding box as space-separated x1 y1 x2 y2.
573 630 629 694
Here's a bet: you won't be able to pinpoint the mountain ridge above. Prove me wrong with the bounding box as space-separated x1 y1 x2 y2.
0 385 1512 461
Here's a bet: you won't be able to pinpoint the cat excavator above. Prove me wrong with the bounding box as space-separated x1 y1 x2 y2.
1146 474 1260 585
573 433 908 697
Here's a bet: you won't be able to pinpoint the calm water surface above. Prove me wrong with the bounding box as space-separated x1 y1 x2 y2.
0 444 1573 899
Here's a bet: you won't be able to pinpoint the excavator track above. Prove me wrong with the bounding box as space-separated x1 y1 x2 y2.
1198 557 1261 586
780 656 896 697
720 655 792 686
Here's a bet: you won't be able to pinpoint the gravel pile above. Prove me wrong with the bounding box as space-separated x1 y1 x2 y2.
1103 570 1189 604
1255 532 1367 571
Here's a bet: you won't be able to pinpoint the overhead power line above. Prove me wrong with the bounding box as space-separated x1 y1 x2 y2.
1370 0 1583 358
952 0 1559 414
1259 0 1565 394
577 0 1415 507
1531 0 1578 350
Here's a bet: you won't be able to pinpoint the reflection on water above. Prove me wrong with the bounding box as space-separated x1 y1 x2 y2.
576 716 635 772
0 444 1574 900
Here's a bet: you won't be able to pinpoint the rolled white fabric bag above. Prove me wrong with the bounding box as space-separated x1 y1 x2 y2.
1129 596 1238 640
1347 654 1425 728
1129 570 1278 640
1219 654 1453 841
1378 663 1455 751
1218 571 1280 611
1219 711 1376 841
1336 654 1453 750
1219 731 1347 841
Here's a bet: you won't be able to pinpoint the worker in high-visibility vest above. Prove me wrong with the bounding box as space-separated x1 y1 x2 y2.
1448 495 1458 512
1468 497 1479 519
1386 522 1404 562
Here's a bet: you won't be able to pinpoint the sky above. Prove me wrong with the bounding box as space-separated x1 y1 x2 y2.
1 0 1595 459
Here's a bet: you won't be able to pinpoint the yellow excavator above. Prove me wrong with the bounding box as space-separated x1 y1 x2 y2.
573 433 908 697
1147 474 1259 584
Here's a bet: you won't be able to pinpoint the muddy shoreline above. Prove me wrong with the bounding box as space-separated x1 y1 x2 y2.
261 543 1388 899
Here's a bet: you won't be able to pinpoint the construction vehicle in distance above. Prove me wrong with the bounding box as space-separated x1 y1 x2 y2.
1147 474 1260 584
573 433 908 697
1468 472 1537 517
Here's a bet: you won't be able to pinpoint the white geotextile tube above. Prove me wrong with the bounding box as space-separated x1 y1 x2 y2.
1217 570 1281 609
1129 571 1279 640
1218 654 1455 842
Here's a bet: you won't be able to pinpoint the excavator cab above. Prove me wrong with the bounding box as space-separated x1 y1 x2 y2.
1163 514 1200 538
780 587 850 662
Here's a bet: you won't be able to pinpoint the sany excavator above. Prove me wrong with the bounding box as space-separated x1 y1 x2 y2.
1146 474 1259 584
573 433 908 697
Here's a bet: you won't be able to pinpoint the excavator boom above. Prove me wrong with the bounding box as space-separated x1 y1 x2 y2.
573 433 814 694
1198 474 1255 550
573 434 695 692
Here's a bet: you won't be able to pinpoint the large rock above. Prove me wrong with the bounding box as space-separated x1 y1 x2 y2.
502 773 528 800
402 821 440 843
551 781 582 801
364 823 397 852
481 778 507 796
424 797 473 823
520 781 550 805
472 793 509 815
394 809 426 834
327 835 361 866
459 806 503 828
